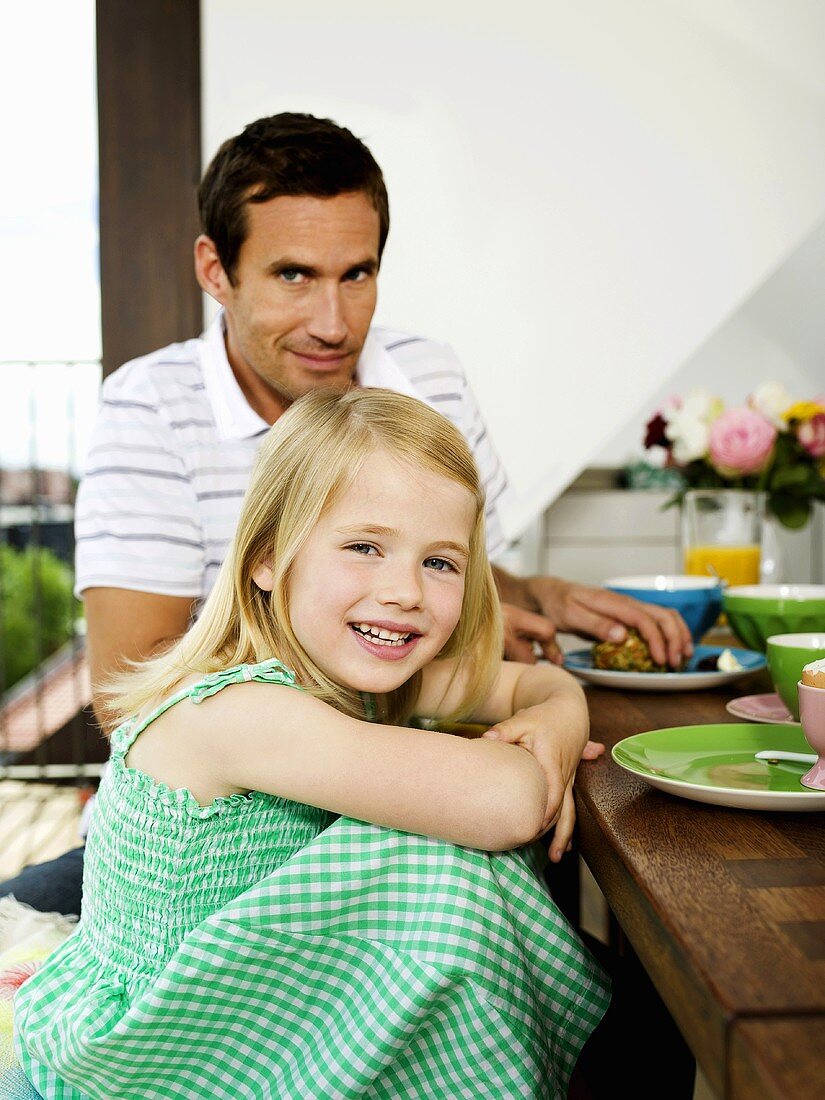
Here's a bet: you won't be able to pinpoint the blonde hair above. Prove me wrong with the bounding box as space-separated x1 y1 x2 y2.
103 388 503 727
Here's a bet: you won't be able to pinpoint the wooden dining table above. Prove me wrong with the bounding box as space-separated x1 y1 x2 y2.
574 671 825 1100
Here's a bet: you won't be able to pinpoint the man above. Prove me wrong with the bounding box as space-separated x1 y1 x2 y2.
81 112 690 711
2 112 689 913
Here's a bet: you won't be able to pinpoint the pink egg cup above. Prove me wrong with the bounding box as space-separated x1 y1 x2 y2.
798 682 825 791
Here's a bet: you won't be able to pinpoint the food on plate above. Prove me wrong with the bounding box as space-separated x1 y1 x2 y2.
693 648 744 672
801 658 825 689
591 635 744 676
716 648 744 673
592 629 667 673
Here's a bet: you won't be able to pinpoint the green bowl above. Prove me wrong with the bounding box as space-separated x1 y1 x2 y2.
723 585 825 653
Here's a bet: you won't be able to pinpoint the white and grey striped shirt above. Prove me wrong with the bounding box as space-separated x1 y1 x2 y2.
75 313 510 598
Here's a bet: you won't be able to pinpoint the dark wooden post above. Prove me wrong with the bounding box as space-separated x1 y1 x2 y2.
96 0 202 379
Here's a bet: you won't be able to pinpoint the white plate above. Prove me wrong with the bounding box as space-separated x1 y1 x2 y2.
563 644 765 692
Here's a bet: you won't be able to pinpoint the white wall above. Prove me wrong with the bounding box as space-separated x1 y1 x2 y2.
595 216 825 465
202 0 825 540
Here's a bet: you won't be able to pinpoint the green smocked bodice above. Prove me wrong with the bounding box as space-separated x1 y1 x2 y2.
81 659 336 977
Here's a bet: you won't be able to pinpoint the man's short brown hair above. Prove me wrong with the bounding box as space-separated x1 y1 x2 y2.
198 113 390 284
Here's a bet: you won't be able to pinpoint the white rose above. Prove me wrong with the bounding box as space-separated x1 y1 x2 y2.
667 416 711 464
749 381 795 428
663 388 718 463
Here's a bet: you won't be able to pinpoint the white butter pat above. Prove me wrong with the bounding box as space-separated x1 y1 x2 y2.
717 648 743 672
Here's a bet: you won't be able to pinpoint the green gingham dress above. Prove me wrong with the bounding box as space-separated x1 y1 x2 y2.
15 659 609 1099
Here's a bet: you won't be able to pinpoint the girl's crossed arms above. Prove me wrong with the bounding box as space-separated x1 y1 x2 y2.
127 653 591 859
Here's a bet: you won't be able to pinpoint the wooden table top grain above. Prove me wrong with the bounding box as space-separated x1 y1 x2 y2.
574 677 825 1100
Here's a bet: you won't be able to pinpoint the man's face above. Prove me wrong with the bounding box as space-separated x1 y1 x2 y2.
205 191 381 418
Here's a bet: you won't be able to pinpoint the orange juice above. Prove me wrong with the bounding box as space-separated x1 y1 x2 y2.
684 544 761 586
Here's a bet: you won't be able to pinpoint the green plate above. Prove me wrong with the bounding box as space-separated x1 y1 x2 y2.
612 723 825 811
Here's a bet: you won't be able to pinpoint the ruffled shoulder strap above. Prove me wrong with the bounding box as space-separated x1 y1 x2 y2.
110 659 300 755
189 659 298 703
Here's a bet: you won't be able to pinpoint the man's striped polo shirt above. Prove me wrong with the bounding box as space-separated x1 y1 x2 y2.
74 312 510 598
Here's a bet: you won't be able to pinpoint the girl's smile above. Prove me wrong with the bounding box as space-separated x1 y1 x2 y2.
286 450 475 693
349 619 421 660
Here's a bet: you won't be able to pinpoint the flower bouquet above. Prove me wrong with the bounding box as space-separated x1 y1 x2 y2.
643 383 825 529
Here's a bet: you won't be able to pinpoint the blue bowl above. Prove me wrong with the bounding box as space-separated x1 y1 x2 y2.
604 574 723 641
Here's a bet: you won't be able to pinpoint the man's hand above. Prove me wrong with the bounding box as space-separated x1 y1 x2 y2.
526 576 693 669
501 603 563 664
493 565 693 668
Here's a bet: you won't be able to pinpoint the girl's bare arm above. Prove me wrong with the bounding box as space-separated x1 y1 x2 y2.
417 659 591 859
189 683 549 852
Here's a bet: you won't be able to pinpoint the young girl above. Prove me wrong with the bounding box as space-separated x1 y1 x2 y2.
15 389 609 1099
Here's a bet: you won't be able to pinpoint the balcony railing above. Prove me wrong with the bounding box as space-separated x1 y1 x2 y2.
0 359 104 786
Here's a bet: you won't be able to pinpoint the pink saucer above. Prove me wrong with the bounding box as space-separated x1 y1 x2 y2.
725 693 798 726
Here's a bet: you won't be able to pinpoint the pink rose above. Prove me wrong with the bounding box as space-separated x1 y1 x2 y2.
708 407 776 476
798 413 825 458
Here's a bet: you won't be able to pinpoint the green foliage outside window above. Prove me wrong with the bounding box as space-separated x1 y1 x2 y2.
0 544 79 693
